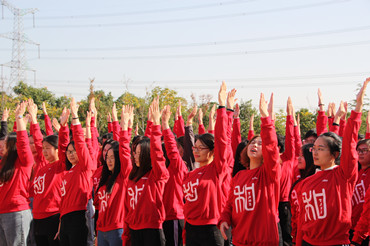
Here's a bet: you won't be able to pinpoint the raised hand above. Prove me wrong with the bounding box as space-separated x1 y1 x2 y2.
15 101 27 118
318 88 324 111
107 113 112 123
177 100 182 117
161 105 171 130
218 81 227 107
1 108 9 122
150 97 161 126
342 102 348 120
112 103 118 122
135 123 139 136
286 97 293 116
227 88 237 110
70 98 79 119
355 77 370 113
52 118 61 132
86 111 92 127
60 107 70 127
198 108 204 125
128 106 134 129
27 99 38 124
42 102 48 115
267 93 274 119
120 105 130 130
249 113 254 131
259 93 269 118
186 105 198 126
234 103 240 119
208 104 216 131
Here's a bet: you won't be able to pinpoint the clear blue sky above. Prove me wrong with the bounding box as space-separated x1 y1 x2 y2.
1 0 370 111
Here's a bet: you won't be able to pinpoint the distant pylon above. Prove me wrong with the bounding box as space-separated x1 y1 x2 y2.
0 0 39 90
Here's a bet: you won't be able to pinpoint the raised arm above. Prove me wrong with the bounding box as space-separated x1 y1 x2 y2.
281 97 295 161
70 98 94 171
184 107 196 171
260 93 281 182
149 98 169 182
119 105 134 177
175 101 185 137
28 100 46 167
107 113 113 133
15 102 33 168
332 101 346 135
111 103 120 141
58 107 70 164
198 108 206 135
43 102 54 136
339 79 368 180
338 102 347 137
208 104 216 134
294 114 302 159
248 113 255 140
231 103 241 156
316 88 328 136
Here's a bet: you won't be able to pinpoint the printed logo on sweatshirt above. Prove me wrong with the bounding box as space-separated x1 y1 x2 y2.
127 184 145 209
234 183 256 213
0 182 3 187
302 188 327 221
291 190 299 209
33 173 46 194
98 190 110 212
61 180 67 197
352 180 366 206
183 179 199 202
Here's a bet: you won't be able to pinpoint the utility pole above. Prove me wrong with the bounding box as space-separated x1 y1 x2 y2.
0 0 39 91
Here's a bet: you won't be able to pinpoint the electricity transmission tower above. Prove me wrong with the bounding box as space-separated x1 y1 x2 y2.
0 0 38 92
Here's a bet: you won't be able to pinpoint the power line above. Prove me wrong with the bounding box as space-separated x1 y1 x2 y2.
3 25 370 52
30 39 370 60
30 0 351 28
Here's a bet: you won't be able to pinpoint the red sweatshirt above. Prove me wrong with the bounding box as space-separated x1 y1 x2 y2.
316 110 328 136
112 121 120 141
31 124 69 219
290 181 302 244
231 118 241 157
174 116 185 137
0 130 33 213
59 124 95 217
351 166 370 230
144 120 153 138
352 185 370 244
44 114 53 136
162 128 188 220
96 130 133 232
248 130 254 141
218 116 281 246
279 115 295 202
198 124 206 135
183 107 229 226
122 125 169 243
297 111 361 245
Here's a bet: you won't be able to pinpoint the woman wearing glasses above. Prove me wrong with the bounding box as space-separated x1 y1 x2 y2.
296 79 369 246
182 82 234 246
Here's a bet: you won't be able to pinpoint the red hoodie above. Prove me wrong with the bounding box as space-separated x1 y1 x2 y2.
96 130 132 232
31 123 69 219
162 128 188 221
296 111 361 245
59 124 95 217
352 185 370 244
218 116 281 246
183 107 229 226
351 166 370 230
0 130 34 213
122 124 169 243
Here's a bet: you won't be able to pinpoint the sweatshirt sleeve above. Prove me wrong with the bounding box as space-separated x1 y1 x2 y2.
30 123 46 170
352 186 370 244
57 125 69 170
330 123 339 135
150 125 169 182
44 114 54 136
294 126 302 159
119 130 133 178
72 124 95 171
339 110 361 180
112 121 120 141
218 178 235 227
248 130 254 141
281 115 295 162
163 128 188 179
261 116 281 183
231 118 241 157
328 117 334 132
198 124 206 135
16 130 34 169
144 120 153 138
214 107 229 176
184 125 195 171
316 111 328 136
339 118 346 137
176 116 185 138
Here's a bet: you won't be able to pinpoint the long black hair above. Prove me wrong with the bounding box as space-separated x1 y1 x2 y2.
0 133 18 183
65 141 75 171
97 141 120 194
100 138 114 165
129 137 152 182
232 139 248 177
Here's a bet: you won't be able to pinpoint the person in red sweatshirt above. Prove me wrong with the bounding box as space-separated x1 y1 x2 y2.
57 98 95 246
0 102 34 245
161 105 189 246
96 105 133 246
218 92 281 246
351 186 370 246
350 138 370 245
296 79 369 246
28 101 70 246
182 82 232 246
122 97 170 246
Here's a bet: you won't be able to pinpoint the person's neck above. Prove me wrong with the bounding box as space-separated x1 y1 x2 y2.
199 157 214 167
48 157 59 163
320 161 336 170
361 164 370 170
249 159 263 170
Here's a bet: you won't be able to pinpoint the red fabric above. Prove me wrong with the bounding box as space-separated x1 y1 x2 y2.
280 115 295 202
92 166 103 209
328 117 334 132
112 121 120 141
183 108 229 226
296 111 361 245
351 167 370 229
144 120 153 138
316 111 328 136
162 128 188 220
208 129 215 135
248 130 254 141
31 124 69 219
122 125 169 244
96 130 132 232
108 122 113 133
366 132 370 140
0 130 33 213
339 118 346 137
59 124 95 217
12 121 16 132
44 115 54 136
175 116 185 137
352 185 370 244
198 124 206 135
290 181 302 244
218 116 281 245
231 118 241 157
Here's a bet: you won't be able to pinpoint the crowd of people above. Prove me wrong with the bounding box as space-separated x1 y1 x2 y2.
0 79 369 246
